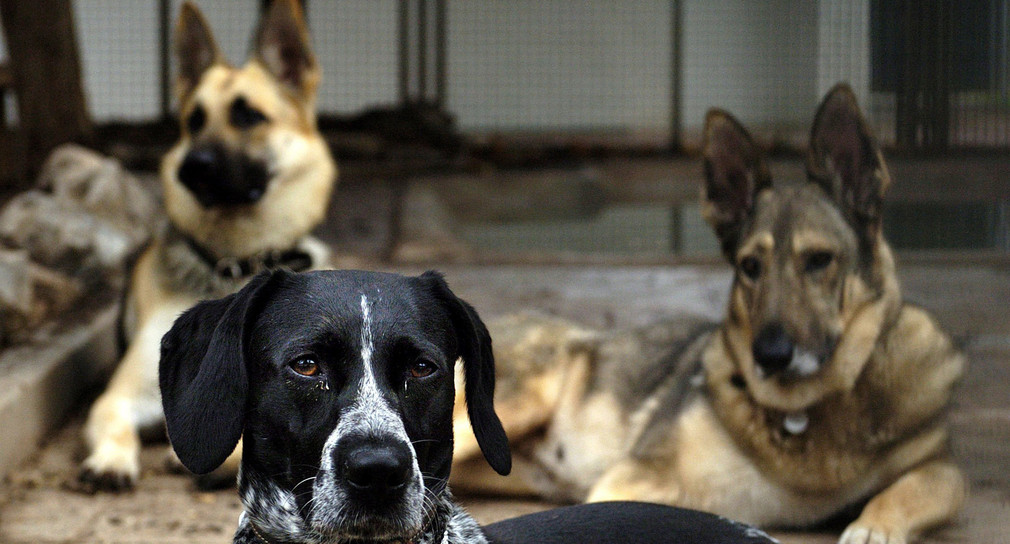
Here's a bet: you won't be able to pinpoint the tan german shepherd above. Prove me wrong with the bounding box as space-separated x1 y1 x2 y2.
79 0 336 491
452 84 965 544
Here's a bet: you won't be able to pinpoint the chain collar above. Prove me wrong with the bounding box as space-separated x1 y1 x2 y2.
176 228 314 279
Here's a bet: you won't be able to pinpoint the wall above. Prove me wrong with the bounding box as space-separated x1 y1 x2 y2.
3 1 871 135
680 0 819 131
446 0 672 132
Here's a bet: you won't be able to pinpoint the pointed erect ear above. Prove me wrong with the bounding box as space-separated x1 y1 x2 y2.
420 271 511 476
807 83 891 238
159 270 285 475
174 2 223 100
255 0 319 99
701 108 772 259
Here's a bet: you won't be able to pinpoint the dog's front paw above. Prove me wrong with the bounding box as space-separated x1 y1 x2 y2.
839 523 907 544
77 447 140 492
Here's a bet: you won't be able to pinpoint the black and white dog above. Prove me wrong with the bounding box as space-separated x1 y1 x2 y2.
160 269 777 544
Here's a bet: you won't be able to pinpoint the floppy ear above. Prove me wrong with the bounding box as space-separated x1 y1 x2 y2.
174 2 223 100
254 0 320 100
806 83 891 239
421 271 511 476
159 270 282 475
701 108 772 259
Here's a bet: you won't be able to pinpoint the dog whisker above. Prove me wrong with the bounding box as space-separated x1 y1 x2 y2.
298 495 318 519
292 475 316 492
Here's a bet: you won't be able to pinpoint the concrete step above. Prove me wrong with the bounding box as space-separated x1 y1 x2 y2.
0 303 118 479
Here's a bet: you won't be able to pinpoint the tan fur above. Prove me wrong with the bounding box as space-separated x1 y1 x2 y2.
455 85 965 544
590 89 967 541
80 0 336 490
160 61 334 259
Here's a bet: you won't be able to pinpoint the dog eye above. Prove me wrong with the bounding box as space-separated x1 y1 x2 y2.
289 358 320 377
739 256 762 280
230 96 268 129
407 360 436 379
186 105 206 135
805 251 834 273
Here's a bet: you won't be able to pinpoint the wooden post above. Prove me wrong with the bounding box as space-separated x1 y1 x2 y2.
0 0 92 188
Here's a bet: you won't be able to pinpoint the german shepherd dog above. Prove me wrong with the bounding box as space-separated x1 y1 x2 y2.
79 0 337 491
452 84 966 544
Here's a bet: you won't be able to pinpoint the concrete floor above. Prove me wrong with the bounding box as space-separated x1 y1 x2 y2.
0 261 1007 543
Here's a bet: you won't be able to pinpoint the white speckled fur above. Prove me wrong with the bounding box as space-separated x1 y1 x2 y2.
234 293 488 544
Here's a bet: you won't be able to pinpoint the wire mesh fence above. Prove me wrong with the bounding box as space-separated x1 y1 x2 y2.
12 1 994 152
0 1 1007 261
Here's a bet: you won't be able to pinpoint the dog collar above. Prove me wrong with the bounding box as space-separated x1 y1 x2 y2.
248 521 273 544
179 231 314 279
245 520 436 544
783 411 809 435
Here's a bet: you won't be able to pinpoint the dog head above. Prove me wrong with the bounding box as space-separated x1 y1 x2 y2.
161 0 337 259
160 269 510 543
702 84 901 411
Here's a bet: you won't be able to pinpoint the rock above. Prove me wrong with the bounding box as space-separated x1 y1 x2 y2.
38 144 160 235
36 144 107 193
0 145 161 284
0 248 81 346
0 192 130 281
0 249 34 316
0 145 155 345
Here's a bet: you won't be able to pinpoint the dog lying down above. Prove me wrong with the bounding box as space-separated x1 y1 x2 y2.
159 269 776 544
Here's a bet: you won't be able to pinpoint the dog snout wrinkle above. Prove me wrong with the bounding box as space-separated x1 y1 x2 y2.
752 324 794 375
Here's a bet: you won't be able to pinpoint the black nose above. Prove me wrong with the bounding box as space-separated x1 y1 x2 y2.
178 148 219 200
177 145 268 208
340 439 413 500
752 324 794 376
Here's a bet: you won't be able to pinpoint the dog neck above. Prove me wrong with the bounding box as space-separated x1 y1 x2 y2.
237 518 439 544
170 224 314 279
233 494 478 544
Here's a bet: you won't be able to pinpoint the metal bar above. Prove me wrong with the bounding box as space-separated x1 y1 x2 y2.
936 1 950 149
418 0 428 99
669 0 682 151
895 0 912 148
915 0 925 147
435 0 447 107
159 0 171 120
998 0 1008 146
398 0 410 103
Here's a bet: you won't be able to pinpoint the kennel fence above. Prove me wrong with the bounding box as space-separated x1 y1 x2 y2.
1 1 1007 258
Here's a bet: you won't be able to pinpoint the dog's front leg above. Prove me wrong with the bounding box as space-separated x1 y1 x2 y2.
80 305 185 490
840 459 966 544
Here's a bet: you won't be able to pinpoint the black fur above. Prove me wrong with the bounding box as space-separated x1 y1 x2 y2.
160 269 509 543
419 271 511 476
485 502 777 544
160 271 278 474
